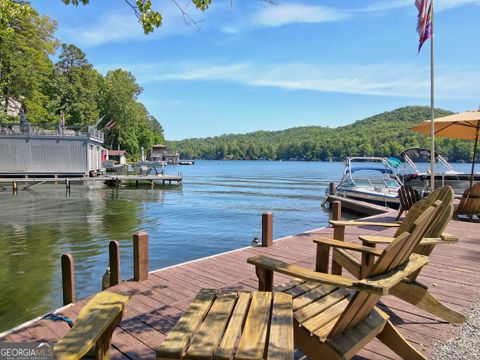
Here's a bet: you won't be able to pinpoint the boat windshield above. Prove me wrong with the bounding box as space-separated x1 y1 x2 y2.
338 157 403 191
350 169 401 189
399 147 456 174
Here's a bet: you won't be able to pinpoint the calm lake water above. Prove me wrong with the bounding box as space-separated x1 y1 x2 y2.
0 160 351 332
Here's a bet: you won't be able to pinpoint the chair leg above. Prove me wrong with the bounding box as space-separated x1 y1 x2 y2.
376 320 426 360
95 312 123 360
255 266 273 291
395 208 404 221
390 280 466 324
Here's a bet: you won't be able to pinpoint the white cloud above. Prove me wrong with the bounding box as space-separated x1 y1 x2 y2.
63 14 142 46
97 60 480 100
220 3 349 34
254 3 348 27
60 3 204 47
60 0 480 45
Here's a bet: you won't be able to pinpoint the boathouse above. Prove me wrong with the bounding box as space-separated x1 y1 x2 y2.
107 149 128 165
147 144 179 164
0 123 106 177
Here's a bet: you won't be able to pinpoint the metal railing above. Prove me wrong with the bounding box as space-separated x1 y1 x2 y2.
0 123 104 142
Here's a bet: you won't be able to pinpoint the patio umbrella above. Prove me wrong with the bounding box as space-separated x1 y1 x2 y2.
411 110 480 187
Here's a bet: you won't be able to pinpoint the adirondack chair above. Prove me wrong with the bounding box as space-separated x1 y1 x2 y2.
248 202 441 360
54 291 130 360
396 184 421 220
454 183 480 221
328 186 465 323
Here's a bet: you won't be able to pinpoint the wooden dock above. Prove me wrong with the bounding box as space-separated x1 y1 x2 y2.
1 209 479 359
0 174 182 191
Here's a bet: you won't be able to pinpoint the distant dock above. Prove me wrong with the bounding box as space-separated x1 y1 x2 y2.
0 174 182 191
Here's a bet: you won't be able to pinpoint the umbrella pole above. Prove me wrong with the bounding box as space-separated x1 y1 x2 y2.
470 125 479 188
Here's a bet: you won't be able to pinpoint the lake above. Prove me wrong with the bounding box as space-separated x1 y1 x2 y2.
0 160 350 332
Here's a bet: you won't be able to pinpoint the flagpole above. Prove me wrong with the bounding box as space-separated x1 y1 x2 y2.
430 0 435 190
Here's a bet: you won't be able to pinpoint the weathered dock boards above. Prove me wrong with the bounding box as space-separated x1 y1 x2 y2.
1 214 479 359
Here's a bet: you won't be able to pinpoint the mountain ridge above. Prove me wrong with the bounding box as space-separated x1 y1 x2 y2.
167 106 473 161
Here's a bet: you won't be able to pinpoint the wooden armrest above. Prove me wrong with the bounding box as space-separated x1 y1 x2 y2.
329 220 400 228
360 233 458 246
54 291 130 360
248 254 429 296
312 237 383 256
440 233 458 242
249 256 383 295
367 254 429 291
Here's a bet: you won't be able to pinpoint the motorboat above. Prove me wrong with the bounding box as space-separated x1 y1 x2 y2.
397 148 480 195
336 157 402 209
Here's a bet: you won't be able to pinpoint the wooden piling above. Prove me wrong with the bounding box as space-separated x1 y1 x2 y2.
261 212 273 247
12 181 17 193
328 182 336 208
331 201 344 275
109 240 120 287
61 254 75 305
332 201 341 221
133 231 149 281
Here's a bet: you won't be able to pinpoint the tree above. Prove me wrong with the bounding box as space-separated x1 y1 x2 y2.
0 0 58 121
167 107 472 162
48 43 103 125
100 69 163 157
62 0 212 34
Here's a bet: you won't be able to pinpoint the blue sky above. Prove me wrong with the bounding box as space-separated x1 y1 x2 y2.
31 0 480 140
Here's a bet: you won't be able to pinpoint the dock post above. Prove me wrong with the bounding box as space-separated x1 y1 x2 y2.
109 240 120 287
331 201 344 275
61 254 75 305
150 180 154 189
332 201 341 222
133 231 149 281
12 181 17 194
262 212 273 247
328 182 336 209
65 179 70 189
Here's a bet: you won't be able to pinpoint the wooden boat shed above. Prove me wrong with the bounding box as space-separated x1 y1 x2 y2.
0 124 106 177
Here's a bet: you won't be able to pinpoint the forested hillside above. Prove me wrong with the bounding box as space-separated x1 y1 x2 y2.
168 106 473 162
0 0 164 158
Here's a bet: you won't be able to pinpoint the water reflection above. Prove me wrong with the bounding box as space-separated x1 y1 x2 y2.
0 161 342 332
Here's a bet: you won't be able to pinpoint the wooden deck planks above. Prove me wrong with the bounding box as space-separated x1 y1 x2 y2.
1 213 479 360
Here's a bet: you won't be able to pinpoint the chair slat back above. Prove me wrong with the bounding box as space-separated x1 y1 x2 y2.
328 203 440 338
395 186 454 238
457 183 480 216
398 185 420 212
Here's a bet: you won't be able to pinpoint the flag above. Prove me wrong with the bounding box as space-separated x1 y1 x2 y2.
416 0 433 52
416 0 428 35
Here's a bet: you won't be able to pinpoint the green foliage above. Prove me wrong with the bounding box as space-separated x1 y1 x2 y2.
61 0 212 34
44 43 103 125
0 0 58 121
168 106 473 162
1 1 165 160
100 70 164 158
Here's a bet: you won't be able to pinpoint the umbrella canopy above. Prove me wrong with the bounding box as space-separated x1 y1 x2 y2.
411 110 480 187
411 110 480 140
